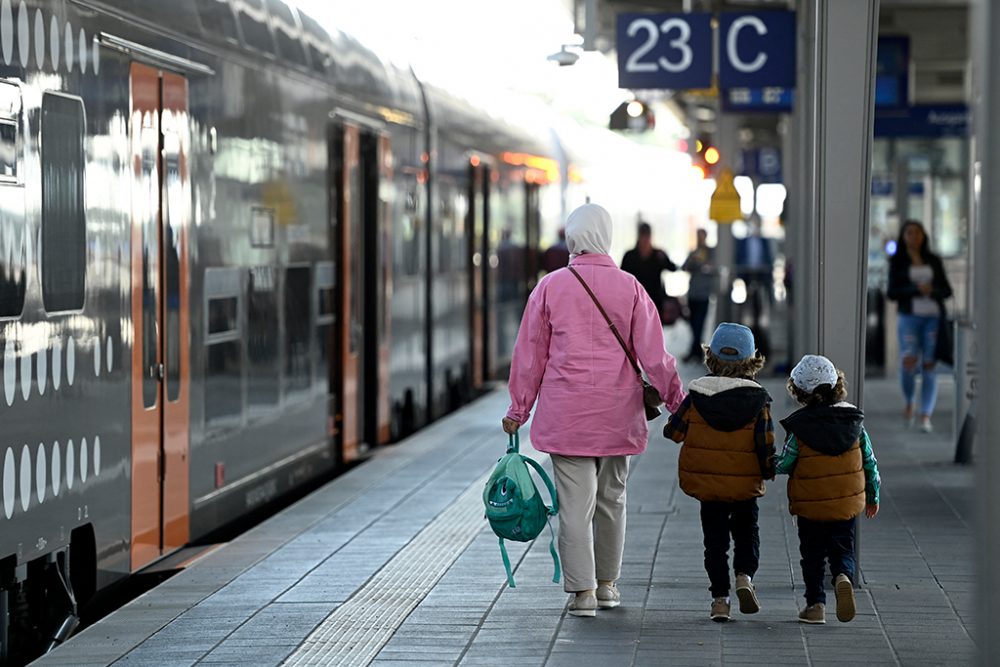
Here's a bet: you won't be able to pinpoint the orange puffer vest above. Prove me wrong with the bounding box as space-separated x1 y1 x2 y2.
787 439 865 521
678 403 765 502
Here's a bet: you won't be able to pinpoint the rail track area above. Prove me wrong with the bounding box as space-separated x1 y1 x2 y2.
31 374 974 667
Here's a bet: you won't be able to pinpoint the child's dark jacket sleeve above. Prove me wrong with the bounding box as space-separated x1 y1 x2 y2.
663 395 692 443
755 403 776 479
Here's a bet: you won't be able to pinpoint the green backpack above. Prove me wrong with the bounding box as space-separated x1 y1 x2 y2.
483 432 561 588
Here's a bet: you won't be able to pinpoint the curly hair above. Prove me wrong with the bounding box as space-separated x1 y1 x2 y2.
703 346 765 379
786 370 848 407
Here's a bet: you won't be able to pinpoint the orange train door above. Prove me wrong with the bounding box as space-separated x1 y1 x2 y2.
334 122 391 462
129 63 191 570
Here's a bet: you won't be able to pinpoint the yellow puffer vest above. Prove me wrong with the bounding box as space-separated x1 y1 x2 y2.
787 440 865 521
678 404 765 502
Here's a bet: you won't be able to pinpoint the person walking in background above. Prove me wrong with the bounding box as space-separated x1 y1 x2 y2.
663 323 774 623
682 229 715 363
886 220 953 432
503 203 685 618
776 355 880 625
734 216 774 342
541 228 570 273
621 221 678 325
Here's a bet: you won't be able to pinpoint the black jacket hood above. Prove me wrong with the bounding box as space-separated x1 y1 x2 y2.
780 403 864 455
688 377 771 432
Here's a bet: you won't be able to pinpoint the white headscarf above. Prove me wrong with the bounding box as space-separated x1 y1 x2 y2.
565 203 613 257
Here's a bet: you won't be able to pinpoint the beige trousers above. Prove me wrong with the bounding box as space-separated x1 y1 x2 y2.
550 454 630 593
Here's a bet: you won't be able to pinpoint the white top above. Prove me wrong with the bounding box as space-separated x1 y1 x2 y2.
909 264 940 317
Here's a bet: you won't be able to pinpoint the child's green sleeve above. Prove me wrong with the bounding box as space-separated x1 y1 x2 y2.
773 434 800 475
860 429 881 505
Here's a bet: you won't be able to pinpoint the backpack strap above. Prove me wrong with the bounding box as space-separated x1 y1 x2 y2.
498 537 516 588
521 456 562 584
507 432 519 454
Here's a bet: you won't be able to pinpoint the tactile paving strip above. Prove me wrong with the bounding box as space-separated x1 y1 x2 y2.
281 469 495 667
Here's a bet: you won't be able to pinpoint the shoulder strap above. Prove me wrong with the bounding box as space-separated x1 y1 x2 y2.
522 456 559 515
567 266 643 380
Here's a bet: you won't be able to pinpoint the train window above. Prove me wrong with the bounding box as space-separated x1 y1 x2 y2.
276 29 308 68
250 206 275 247
41 93 86 314
247 266 279 410
349 158 362 355
195 0 240 44
307 44 327 75
163 137 182 402
208 297 238 335
0 122 15 181
285 266 311 395
317 286 334 318
239 10 275 54
314 262 335 394
265 0 295 27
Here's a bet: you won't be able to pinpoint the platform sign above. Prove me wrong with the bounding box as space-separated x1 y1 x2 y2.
617 13 712 90
722 87 794 113
710 168 743 223
718 12 796 89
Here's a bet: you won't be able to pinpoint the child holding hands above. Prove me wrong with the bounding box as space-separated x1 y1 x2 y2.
776 354 881 625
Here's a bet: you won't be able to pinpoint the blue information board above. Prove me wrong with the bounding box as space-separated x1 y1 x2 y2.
722 87 794 112
616 13 712 90
718 12 796 89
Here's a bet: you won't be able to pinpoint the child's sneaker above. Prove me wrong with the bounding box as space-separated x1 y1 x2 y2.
710 597 731 622
734 573 760 614
798 603 826 624
834 574 856 622
596 582 621 609
567 592 597 617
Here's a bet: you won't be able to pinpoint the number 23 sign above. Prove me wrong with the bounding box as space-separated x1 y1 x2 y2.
617 12 796 91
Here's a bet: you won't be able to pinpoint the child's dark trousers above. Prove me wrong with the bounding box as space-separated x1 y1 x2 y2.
797 516 856 605
700 499 760 598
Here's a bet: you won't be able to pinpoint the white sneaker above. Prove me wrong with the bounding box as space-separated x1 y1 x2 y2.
596 583 621 609
568 592 597 617
919 417 933 433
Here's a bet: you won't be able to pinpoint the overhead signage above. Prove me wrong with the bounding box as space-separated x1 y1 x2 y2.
722 87 793 112
740 147 783 183
616 13 712 90
874 104 969 138
718 12 796 89
617 11 796 91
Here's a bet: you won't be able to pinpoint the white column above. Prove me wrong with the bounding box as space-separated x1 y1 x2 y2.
797 0 879 406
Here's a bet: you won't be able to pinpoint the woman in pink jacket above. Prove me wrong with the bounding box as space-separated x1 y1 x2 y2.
502 203 685 617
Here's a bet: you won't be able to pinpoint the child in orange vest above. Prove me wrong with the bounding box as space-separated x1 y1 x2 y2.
664 323 775 622
776 354 881 624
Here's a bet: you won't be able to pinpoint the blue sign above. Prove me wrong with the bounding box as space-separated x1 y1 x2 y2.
718 12 796 89
874 105 969 138
875 37 910 108
722 87 793 112
617 13 712 90
740 147 783 183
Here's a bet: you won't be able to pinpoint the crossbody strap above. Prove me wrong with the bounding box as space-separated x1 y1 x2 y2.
567 266 643 381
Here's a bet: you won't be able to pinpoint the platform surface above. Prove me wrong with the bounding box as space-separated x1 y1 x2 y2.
32 361 975 667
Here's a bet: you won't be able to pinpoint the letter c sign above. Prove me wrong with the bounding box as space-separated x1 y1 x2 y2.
719 12 796 89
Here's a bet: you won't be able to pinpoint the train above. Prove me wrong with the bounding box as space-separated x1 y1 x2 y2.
0 0 570 661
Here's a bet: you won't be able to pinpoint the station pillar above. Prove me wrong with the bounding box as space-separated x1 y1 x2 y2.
972 0 999 662
793 0 879 405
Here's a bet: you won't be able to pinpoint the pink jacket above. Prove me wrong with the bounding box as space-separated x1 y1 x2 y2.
506 253 686 457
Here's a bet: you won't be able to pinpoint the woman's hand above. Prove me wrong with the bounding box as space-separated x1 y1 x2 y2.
501 417 520 434
865 504 879 519
918 282 933 296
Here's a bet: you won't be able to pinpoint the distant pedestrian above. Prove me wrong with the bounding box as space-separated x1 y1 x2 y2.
663 323 774 622
886 220 953 433
541 228 570 273
503 203 685 618
621 222 677 324
776 355 881 625
681 229 715 363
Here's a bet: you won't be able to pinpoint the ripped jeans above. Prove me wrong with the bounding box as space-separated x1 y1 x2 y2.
898 313 939 417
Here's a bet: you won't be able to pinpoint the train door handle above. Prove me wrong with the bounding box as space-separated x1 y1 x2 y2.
149 364 165 381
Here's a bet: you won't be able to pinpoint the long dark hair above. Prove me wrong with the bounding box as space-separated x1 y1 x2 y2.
893 219 933 264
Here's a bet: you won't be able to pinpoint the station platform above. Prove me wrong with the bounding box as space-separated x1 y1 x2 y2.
32 366 975 667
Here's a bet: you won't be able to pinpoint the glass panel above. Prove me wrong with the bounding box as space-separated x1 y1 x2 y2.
205 341 242 426
349 159 362 354
308 44 327 75
164 133 182 402
0 122 15 180
239 11 275 53
265 0 295 26
248 266 279 409
285 266 311 394
41 94 86 313
195 0 239 42
276 30 308 68
208 297 238 334
318 286 334 317
140 124 160 408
